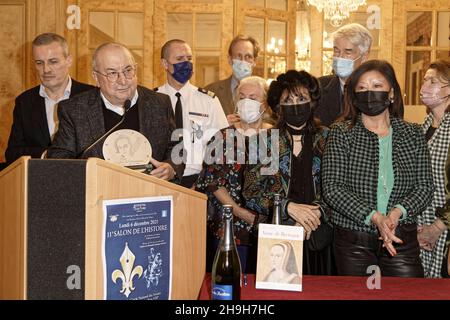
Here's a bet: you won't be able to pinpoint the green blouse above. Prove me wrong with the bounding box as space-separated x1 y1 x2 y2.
365 127 406 225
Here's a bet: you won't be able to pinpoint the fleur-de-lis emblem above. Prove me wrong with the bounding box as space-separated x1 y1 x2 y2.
112 242 143 298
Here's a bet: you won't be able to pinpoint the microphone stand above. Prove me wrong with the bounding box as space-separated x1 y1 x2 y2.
77 99 132 159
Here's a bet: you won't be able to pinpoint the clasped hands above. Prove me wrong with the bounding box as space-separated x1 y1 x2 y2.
287 202 321 240
417 219 446 251
371 209 403 257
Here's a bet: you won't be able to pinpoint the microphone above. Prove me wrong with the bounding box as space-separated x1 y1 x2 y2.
77 99 132 159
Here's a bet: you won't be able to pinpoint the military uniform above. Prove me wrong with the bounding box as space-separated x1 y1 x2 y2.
156 81 228 186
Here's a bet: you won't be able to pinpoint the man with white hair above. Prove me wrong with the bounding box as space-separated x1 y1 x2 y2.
316 23 378 126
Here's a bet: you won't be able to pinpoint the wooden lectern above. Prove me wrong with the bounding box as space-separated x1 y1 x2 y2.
0 157 207 300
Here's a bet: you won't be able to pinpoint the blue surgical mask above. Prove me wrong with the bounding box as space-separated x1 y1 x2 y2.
232 59 253 80
171 61 193 84
332 56 361 79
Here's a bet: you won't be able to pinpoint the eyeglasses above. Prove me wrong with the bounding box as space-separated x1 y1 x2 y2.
94 65 137 82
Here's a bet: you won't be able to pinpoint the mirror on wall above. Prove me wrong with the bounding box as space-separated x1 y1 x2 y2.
266 20 287 80
244 16 265 77
295 8 311 72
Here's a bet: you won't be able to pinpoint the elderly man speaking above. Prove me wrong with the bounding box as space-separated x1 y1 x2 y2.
47 42 182 181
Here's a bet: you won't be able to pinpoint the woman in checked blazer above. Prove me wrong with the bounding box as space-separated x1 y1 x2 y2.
417 60 450 278
322 60 434 277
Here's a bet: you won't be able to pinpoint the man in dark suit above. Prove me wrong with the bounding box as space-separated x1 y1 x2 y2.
5 33 94 163
205 35 260 124
316 23 373 127
47 42 181 181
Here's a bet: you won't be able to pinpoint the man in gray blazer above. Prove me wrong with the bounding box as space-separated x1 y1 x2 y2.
205 35 260 123
47 42 182 181
317 23 373 127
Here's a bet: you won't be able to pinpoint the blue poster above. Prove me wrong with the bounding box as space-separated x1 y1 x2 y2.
102 196 173 300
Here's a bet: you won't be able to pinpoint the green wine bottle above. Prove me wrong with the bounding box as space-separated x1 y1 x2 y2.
272 193 282 225
211 205 242 300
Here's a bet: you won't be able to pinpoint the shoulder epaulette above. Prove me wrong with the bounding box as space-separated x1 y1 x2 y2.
198 87 216 98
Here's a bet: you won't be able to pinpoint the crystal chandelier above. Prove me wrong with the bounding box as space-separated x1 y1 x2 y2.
307 0 367 27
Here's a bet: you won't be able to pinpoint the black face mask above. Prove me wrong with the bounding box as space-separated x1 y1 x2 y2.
355 91 391 116
280 103 312 128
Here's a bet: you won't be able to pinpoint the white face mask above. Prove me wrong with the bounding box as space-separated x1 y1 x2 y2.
232 59 253 80
236 98 263 123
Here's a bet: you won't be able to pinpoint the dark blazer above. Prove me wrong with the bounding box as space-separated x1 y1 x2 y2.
205 76 234 115
316 74 404 127
316 75 343 127
5 79 94 163
47 86 184 178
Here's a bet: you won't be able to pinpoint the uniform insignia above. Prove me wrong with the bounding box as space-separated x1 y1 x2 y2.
198 87 216 98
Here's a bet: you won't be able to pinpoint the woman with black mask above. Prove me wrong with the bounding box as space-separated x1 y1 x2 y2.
322 60 434 277
242 70 334 275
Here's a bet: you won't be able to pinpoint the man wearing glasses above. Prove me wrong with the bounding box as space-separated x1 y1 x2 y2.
47 42 182 181
5 33 94 164
205 35 260 124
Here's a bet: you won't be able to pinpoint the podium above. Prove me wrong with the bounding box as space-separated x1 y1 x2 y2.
0 157 207 300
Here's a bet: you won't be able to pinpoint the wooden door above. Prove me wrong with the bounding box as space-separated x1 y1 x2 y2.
71 0 154 88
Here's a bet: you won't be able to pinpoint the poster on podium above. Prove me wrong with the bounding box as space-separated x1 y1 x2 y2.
102 196 173 300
